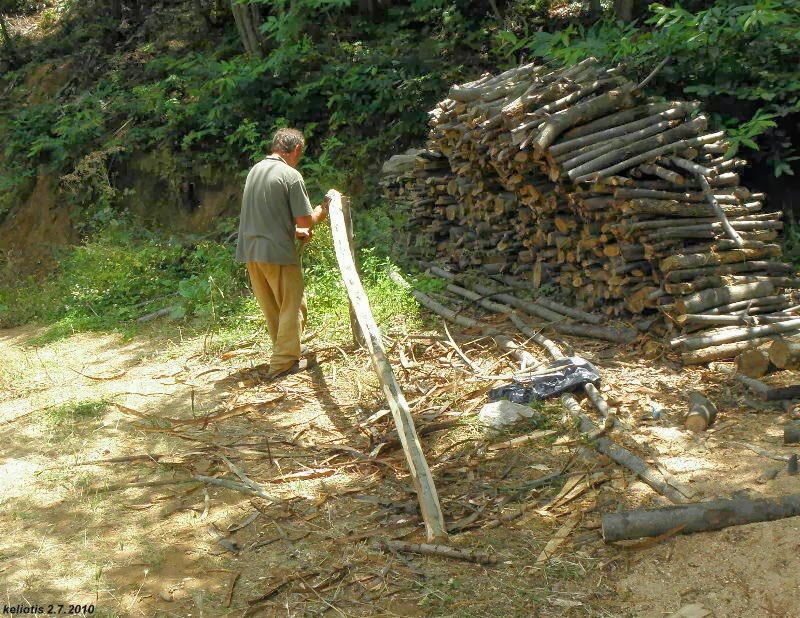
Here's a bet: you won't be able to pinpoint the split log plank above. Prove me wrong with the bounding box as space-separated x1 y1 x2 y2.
329 191 447 542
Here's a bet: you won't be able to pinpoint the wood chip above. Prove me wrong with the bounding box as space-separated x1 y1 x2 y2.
535 514 580 565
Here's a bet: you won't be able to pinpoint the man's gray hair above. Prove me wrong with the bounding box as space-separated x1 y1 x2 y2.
272 128 306 153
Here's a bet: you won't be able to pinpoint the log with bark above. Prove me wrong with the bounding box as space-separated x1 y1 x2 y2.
684 391 717 432
731 372 800 402
602 494 800 542
681 337 778 365
676 318 800 352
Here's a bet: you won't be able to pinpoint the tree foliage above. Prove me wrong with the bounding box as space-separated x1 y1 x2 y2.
501 0 800 175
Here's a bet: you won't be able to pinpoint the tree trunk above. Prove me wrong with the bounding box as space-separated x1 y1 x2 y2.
193 0 210 30
589 0 603 20
358 0 388 20
0 11 16 60
230 0 262 57
613 0 634 22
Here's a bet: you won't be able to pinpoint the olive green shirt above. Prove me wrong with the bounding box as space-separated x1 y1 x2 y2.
236 155 313 265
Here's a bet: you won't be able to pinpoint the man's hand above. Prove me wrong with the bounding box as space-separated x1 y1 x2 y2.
295 226 312 241
312 202 329 225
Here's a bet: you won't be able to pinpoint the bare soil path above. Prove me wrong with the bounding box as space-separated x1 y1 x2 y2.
2 322 800 617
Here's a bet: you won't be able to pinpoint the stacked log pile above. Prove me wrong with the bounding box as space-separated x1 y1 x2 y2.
382 58 800 362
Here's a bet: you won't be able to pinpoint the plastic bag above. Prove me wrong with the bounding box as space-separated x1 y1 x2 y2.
488 356 600 403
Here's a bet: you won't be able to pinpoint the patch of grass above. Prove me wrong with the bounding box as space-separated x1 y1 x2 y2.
2 212 422 355
142 543 167 572
0 222 249 343
44 399 109 426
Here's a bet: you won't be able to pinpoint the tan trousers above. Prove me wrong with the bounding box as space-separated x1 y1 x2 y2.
246 262 307 371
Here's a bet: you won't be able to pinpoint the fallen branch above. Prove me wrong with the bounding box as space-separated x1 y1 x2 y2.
488 429 558 451
194 474 280 503
425 265 633 342
137 306 177 323
377 540 497 565
735 374 800 401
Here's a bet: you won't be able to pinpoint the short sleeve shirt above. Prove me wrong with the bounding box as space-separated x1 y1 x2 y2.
235 155 313 265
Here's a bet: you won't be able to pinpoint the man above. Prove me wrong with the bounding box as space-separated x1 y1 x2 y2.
236 128 329 379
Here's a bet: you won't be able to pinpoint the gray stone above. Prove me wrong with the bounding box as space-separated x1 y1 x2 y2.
479 400 537 429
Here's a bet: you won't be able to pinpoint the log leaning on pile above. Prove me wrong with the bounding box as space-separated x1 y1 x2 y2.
381 58 800 361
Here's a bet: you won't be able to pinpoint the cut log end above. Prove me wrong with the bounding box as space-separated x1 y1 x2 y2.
684 391 717 432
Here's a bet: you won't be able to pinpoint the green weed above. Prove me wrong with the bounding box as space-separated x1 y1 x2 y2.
44 399 109 426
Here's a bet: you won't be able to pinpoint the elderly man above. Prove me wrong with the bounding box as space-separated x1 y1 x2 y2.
236 128 329 379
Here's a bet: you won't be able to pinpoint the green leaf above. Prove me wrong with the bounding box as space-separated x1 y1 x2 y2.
169 306 187 320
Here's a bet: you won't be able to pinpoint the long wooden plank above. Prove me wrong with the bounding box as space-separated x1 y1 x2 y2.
340 195 366 348
327 190 447 542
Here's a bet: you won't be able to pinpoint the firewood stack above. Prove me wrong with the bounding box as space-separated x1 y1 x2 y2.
382 57 800 361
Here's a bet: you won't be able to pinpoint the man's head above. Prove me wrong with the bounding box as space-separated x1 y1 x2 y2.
271 128 305 168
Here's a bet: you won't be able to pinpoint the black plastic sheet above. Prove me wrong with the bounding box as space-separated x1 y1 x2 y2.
488 356 600 403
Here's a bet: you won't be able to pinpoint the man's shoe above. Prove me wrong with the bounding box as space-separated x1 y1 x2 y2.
265 358 309 381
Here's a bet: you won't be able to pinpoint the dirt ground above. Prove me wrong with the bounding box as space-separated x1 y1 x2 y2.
2 318 800 618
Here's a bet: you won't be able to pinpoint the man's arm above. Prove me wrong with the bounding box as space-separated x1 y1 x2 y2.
294 201 329 240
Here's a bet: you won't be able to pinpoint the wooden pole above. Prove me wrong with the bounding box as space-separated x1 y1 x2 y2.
327 190 447 542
